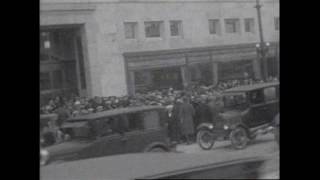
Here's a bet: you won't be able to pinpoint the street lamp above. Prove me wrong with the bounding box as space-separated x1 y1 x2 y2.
254 0 269 81
256 42 270 80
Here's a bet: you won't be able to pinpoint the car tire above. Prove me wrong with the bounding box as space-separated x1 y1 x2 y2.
230 127 249 150
149 147 167 152
197 129 215 150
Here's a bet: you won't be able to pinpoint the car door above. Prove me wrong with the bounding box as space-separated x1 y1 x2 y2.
247 89 269 128
262 86 279 123
88 118 125 158
122 112 146 153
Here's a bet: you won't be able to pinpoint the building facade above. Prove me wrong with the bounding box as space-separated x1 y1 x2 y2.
40 0 279 101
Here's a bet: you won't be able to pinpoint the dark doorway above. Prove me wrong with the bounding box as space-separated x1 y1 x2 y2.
40 26 87 105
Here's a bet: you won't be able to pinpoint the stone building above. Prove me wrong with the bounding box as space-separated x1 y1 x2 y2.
40 0 279 102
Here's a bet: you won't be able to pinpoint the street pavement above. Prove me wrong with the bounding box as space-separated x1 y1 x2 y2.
176 133 279 178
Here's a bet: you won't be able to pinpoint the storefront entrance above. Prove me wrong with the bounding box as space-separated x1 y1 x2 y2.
40 26 87 105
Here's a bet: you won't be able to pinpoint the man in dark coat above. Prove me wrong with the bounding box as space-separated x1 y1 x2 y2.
194 98 212 128
169 99 182 143
179 97 195 144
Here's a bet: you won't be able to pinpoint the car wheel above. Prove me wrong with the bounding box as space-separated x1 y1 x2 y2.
149 147 167 152
230 127 249 150
197 129 215 150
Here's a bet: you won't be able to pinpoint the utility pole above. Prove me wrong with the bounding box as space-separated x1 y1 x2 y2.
255 0 269 81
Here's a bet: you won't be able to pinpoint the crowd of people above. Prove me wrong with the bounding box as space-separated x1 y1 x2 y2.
40 77 278 144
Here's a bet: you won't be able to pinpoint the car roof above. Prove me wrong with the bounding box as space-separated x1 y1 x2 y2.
223 81 279 93
67 105 164 121
40 152 277 180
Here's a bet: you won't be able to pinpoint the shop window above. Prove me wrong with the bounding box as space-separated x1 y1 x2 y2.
170 20 183 37
145 21 163 38
225 19 240 34
208 19 221 35
40 72 51 90
218 60 253 80
124 22 138 39
244 18 255 33
134 71 148 85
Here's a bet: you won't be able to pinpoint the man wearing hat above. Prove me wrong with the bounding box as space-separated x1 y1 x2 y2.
179 97 195 144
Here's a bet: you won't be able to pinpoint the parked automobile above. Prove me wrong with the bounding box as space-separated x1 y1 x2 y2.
41 105 172 165
197 82 279 150
40 151 279 180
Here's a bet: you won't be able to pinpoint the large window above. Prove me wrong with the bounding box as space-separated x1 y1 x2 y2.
170 20 183 37
124 22 138 39
208 19 221 35
144 21 163 38
244 18 255 33
225 19 240 34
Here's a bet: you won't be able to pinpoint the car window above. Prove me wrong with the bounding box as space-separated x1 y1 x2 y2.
264 87 277 101
249 90 264 104
127 113 144 131
223 93 247 108
143 111 160 129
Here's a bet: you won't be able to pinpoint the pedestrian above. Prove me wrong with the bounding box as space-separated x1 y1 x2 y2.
179 97 195 145
194 96 212 128
170 98 182 144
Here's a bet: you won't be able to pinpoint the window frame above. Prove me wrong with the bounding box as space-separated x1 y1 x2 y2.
208 19 221 35
224 18 241 34
244 18 255 33
124 22 138 39
144 21 164 38
169 20 183 37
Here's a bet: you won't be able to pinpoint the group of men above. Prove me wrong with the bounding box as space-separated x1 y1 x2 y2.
167 95 222 145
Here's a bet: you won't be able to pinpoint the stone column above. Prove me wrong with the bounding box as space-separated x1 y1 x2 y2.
128 71 136 95
212 62 218 86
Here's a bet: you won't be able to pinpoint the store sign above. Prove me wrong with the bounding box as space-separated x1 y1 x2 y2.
128 57 185 70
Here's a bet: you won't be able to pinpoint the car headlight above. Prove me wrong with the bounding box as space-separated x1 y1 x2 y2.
40 149 49 165
223 125 229 130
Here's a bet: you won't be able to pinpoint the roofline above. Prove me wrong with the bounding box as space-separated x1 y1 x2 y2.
223 82 279 93
40 0 278 6
67 105 164 121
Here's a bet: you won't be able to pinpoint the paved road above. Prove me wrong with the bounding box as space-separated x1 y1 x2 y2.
177 133 278 156
176 133 279 178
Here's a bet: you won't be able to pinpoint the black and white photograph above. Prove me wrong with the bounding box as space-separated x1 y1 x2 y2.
40 0 279 179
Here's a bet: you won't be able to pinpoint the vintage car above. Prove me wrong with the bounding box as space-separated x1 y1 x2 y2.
41 105 172 165
40 151 279 180
197 81 279 150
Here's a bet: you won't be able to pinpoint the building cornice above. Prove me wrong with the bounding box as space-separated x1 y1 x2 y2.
40 0 278 6
123 42 279 58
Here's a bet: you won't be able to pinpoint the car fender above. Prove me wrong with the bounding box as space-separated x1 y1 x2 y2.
229 123 250 134
143 142 170 152
196 123 214 131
